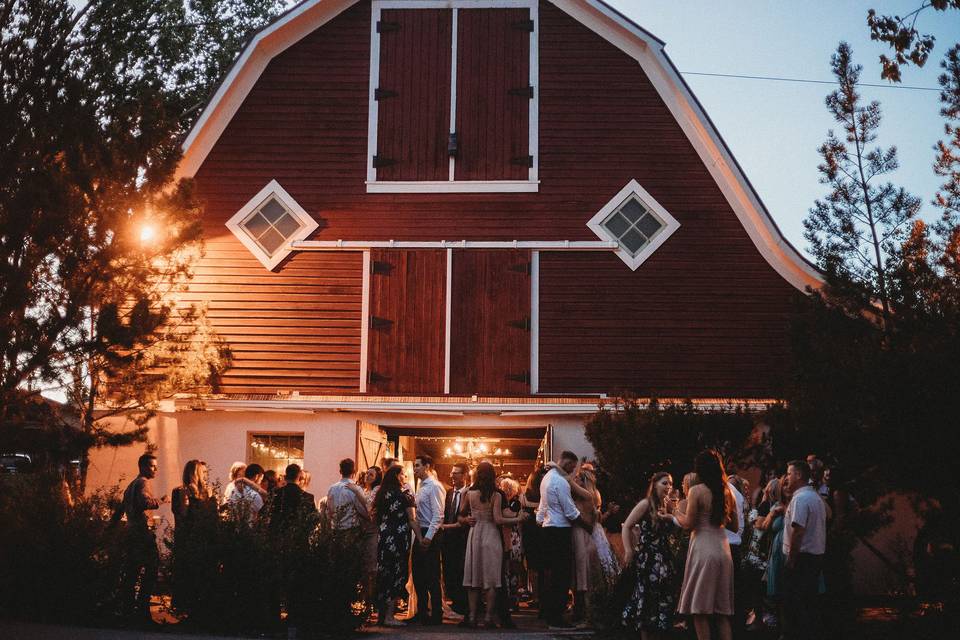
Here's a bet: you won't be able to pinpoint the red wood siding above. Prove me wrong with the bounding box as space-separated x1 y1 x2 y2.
375 8 451 181
367 249 446 393
190 1 801 398
186 232 362 394
450 250 530 395
454 8 530 181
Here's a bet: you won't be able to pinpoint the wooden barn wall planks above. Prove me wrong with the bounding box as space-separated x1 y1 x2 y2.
449 250 531 396
187 233 363 395
375 8 452 181
190 1 801 398
367 249 447 393
454 8 530 181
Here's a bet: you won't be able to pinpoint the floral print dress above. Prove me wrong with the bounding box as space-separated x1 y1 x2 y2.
622 517 677 632
376 488 415 600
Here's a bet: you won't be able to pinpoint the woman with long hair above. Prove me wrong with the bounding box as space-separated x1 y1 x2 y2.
674 450 738 640
520 465 547 611
621 471 679 640
171 459 217 613
460 461 526 628
360 466 383 605
172 459 214 527
374 464 421 626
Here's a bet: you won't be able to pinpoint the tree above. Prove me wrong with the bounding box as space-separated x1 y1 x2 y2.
0 1 291 465
867 2 960 82
803 42 922 329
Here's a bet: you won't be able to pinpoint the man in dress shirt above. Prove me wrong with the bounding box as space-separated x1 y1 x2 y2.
412 454 446 625
726 475 746 634
783 459 827 639
324 458 369 531
439 462 469 616
536 450 589 630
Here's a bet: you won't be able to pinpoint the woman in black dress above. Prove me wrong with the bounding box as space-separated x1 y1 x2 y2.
621 471 678 640
373 465 422 627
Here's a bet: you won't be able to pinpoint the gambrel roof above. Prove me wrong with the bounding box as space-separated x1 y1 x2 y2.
176 0 823 293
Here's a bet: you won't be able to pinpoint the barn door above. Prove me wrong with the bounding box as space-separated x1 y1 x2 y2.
450 250 531 395
367 249 447 393
356 420 389 472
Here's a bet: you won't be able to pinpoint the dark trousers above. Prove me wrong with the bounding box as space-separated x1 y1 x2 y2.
412 529 443 622
541 526 573 625
730 543 744 635
783 553 824 639
121 529 159 619
442 533 467 614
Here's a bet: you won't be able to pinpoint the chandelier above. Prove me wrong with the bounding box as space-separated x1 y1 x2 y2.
443 438 511 462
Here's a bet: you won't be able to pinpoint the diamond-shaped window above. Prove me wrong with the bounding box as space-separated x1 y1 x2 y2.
226 180 318 270
587 179 680 270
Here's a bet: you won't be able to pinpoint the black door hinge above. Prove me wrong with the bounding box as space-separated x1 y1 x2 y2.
506 371 532 384
373 155 395 168
508 317 531 331
511 155 534 168
369 316 394 330
375 88 398 100
508 85 534 99
508 261 532 275
377 21 399 33
368 371 388 384
513 19 534 32
372 260 393 275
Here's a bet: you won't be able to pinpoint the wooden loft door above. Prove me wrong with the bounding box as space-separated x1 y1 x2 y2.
450 250 531 395
366 249 447 394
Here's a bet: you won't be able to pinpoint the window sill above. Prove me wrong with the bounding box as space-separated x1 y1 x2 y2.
366 181 539 194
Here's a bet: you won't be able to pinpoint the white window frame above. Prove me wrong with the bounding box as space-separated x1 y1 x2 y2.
586 179 681 270
226 179 320 271
366 0 539 193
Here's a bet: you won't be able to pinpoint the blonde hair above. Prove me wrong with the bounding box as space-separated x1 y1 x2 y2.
500 477 520 498
300 470 312 488
229 461 247 481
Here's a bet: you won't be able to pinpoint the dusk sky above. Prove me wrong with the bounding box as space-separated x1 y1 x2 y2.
606 0 960 257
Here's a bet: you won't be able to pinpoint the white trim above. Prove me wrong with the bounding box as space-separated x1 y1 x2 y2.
178 0 821 292
359 250 371 392
366 180 540 193
292 239 618 250
444 248 453 394
224 179 319 270
175 396 779 414
586 179 681 270
449 8 458 182
528 1 539 184
366 2 382 186
530 250 540 394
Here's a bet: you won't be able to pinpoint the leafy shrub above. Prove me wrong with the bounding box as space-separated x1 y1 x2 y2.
0 474 126 625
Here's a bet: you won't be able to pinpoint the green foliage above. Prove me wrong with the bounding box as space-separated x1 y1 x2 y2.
804 43 921 326
0 475 127 625
0 0 292 459
584 398 758 505
166 504 366 635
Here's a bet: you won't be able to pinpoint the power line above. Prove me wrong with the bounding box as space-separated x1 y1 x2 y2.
681 71 940 92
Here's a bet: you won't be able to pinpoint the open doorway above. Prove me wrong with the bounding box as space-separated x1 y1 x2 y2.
382 426 549 487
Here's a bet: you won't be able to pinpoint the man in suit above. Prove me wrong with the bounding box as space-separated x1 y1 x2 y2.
270 463 318 532
440 462 469 616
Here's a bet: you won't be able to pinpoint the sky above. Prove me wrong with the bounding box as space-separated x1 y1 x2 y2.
605 0 960 257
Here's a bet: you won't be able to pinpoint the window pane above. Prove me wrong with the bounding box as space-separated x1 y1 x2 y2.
273 213 301 238
258 228 286 255
618 198 646 222
635 213 663 238
603 212 631 238
620 228 647 255
259 198 287 223
243 212 271 239
249 434 305 477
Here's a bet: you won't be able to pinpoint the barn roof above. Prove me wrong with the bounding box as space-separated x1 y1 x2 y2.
176 0 822 293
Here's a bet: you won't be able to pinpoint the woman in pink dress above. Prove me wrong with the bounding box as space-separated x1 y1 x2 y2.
673 450 739 640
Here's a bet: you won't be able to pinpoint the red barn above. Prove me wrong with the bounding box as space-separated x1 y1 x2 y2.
88 0 820 499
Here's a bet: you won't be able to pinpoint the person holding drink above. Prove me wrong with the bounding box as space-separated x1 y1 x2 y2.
620 471 679 640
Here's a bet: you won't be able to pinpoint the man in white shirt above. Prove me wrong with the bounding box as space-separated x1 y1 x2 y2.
440 462 469 615
324 458 369 531
783 459 827 639
726 476 745 632
227 463 266 522
412 454 446 625
537 450 589 630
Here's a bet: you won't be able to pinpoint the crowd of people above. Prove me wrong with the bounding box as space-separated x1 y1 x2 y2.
113 448 845 637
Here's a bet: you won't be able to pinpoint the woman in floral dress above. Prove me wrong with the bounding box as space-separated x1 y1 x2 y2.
373 465 422 627
621 471 678 640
